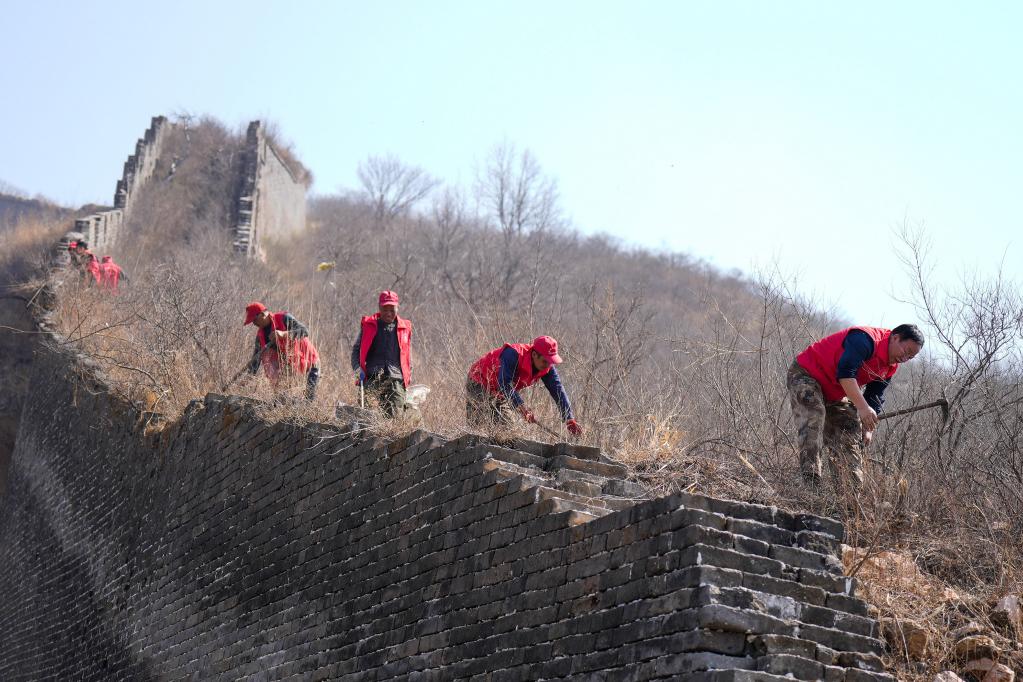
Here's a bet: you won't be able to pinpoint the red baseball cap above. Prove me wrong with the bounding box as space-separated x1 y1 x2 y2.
379 290 400 307
532 336 563 364
244 301 267 325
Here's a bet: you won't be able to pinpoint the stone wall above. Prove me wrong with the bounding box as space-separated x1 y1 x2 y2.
0 117 893 679
232 121 308 257
0 301 892 680
73 116 171 252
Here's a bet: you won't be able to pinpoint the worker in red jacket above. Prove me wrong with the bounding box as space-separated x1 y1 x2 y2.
99 255 129 292
788 324 924 488
68 240 101 284
243 302 320 401
466 336 582 436
350 290 413 417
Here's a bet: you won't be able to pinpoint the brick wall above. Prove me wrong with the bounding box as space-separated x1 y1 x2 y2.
0 327 892 680
74 116 171 252
232 121 308 257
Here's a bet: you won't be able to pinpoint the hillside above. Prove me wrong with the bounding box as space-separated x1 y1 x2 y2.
3 114 1022 680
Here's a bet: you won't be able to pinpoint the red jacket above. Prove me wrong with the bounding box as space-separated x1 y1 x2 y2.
256 312 319 384
469 343 551 397
99 256 123 292
796 326 898 402
84 254 101 284
358 314 412 386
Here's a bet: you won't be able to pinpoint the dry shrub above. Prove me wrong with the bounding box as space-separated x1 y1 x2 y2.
45 121 1023 679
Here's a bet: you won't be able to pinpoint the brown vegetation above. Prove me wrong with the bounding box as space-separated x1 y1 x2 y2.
38 119 1023 680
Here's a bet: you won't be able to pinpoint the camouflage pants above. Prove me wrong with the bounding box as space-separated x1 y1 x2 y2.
787 360 864 488
365 374 412 419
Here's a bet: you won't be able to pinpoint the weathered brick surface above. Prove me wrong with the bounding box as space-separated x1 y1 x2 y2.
232 120 308 256
0 341 889 680
75 116 172 251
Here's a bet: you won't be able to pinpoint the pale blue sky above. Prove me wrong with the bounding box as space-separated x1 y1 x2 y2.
2 1 1020 326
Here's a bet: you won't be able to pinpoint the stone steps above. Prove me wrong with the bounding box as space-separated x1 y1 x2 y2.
471 440 889 681
478 443 649 528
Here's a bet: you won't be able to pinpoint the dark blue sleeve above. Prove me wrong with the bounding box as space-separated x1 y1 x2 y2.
863 380 889 413
282 313 309 339
350 328 363 371
836 329 875 380
497 347 524 407
541 367 574 421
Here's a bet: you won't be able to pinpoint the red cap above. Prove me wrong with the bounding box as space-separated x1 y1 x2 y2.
67 241 78 251
532 336 563 364
379 290 400 307
244 301 267 325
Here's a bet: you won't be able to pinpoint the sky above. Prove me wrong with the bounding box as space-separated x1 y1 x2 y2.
1 1 1020 327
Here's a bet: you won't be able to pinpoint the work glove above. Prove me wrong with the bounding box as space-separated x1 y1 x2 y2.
354 370 366 386
566 419 583 436
518 406 536 423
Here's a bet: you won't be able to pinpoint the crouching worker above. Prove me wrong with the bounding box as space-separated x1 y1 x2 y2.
466 336 582 436
350 290 414 417
243 302 320 401
788 324 924 489
69 241 101 284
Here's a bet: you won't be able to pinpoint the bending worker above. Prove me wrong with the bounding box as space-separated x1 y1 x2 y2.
466 335 582 436
350 290 414 417
99 255 128 292
69 240 101 284
788 324 924 488
243 301 320 401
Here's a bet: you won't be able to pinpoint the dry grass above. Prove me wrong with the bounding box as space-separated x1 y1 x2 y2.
41 118 1023 679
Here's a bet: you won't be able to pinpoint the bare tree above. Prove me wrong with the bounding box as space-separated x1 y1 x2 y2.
475 141 562 238
357 154 439 226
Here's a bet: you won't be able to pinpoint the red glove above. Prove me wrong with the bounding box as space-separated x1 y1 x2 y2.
566 419 583 436
518 406 536 423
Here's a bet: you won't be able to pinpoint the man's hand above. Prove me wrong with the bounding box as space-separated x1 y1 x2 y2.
856 404 879 431
566 419 583 436
862 429 874 447
518 405 536 423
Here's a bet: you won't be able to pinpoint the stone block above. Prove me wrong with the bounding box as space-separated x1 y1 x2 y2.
545 455 628 479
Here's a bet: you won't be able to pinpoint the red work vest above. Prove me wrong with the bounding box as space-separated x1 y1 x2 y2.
99 257 123 292
796 326 898 402
358 314 413 386
469 343 550 397
85 254 101 284
256 312 319 384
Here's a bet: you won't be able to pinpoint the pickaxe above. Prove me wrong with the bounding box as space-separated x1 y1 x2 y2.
222 339 279 393
878 398 950 424
533 418 582 442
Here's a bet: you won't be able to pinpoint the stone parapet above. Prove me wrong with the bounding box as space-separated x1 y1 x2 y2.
74 116 170 251
231 121 307 257
0 346 889 679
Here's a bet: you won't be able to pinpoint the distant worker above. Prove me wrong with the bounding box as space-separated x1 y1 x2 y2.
243 302 320 401
466 336 582 436
350 290 414 417
99 255 128 292
68 240 101 284
788 324 924 488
